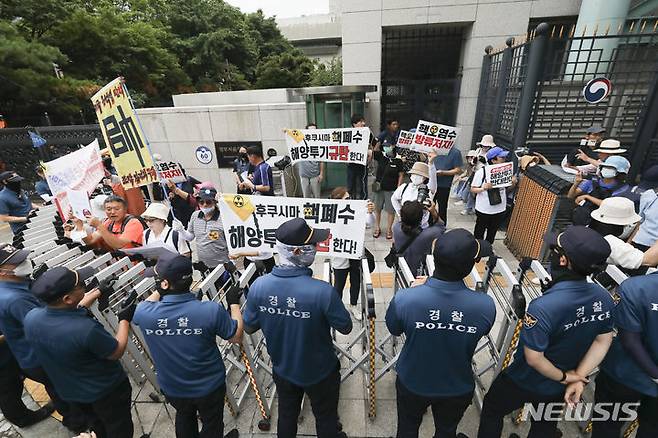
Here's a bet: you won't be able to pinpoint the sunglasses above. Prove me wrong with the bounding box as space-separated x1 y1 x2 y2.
198 199 215 206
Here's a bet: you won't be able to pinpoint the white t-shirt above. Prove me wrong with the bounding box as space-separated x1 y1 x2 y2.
391 183 430 229
471 167 507 215
604 235 643 270
143 225 191 255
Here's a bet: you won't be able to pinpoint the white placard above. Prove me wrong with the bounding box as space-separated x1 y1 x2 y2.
485 162 514 188
284 127 369 165
155 161 186 183
66 189 92 219
411 120 460 155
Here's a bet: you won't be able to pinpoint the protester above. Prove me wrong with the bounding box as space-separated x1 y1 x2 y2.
24 267 134 438
0 244 87 432
78 195 144 251
470 147 517 244
372 135 404 239
391 162 438 230
347 114 369 200
230 250 276 280
240 146 274 196
631 164 658 251
453 150 478 215
142 203 191 256
386 228 495 438
233 146 253 195
0 172 32 235
569 156 631 226
565 125 606 169
477 226 614 438
165 175 201 228
0 331 54 427
178 186 229 271
100 151 146 217
330 187 375 320
377 119 400 147
474 134 497 168
396 128 425 174
432 144 463 225
591 138 627 163
243 218 352 438
34 165 52 201
297 123 325 198
392 201 445 276
133 255 242 438
586 273 658 438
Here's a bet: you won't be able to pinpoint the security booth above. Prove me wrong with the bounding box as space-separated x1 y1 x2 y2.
293 85 377 190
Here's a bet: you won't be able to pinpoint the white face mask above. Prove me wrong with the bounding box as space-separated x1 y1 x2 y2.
600 167 617 179
12 259 32 278
410 175 425 186
200 206 215 215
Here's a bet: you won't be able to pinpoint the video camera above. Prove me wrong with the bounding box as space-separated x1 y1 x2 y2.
417 184 432 208
274 156 292 171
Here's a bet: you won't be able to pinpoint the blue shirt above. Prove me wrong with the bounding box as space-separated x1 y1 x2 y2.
24 307 126 403
133 293 237 398
432 147 464 188
601 273 658 397
633 189 658 247
0 188 32 234
35 179 52 196
252 161 274 196
507 280 615 395
385 278 496 397
578 178 629 197
0 281 42 369
243 266 352 386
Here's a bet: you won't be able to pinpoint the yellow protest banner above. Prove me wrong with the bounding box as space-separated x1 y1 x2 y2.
91 77 156 189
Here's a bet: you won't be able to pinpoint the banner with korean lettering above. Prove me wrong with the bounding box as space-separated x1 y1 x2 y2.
396 129 435 154
485 162 514 188
284 127 369 165
412 120 460 155
155 161 186 183
91 78 156 189
218 195 367 259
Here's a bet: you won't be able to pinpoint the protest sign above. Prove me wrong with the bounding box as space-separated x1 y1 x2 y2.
92 78 156 189
218 195 367 259
396 129 435 154
412 120 460 155
66 190 92 219
284 127 370 165
485 162 514 188
45 139 104 195
155 161 186 183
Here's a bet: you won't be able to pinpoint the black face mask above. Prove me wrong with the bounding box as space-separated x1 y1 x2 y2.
433 263 472 282
103 157 113 170
6 181 21 192
548 249 584 285
590 220 624 238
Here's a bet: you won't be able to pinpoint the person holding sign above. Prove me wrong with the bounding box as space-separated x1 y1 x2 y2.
296 123 325 198
78 195 145 251
372 134 404 239
346 114 370 200
142 203 191 257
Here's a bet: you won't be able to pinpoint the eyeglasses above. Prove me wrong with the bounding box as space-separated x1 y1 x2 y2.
198 199 215 206
144 217 159 223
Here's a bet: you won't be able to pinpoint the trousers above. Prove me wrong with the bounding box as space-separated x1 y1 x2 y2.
75 378 133 438
477 372 562 438
591 371 658 438
347 165 367 200
166 384 227 438
434 186 451 226
273 364 342 438
0 355 40 427
395 377 472 438
473 210 506 244
300 176 321 198
333 259 361 306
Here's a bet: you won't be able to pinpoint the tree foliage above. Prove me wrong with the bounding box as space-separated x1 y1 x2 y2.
310 58 343 86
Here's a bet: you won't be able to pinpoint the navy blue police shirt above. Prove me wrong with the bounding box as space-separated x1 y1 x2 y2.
601 272 658 397
0 188 32 234
243 266 352 386
24 307 126 403
0 281 42 370
506 280 615 395
385 277 496 397
133 293 237 398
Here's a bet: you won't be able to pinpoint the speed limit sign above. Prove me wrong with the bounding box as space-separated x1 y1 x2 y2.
195 146 213 164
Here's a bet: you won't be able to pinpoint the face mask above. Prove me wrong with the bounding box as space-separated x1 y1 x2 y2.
410 175 425 186
277 242 316 268
200 206 215 215
6 181 21 192
600 167 617 179
12 259 32 278
383 146 394 156
102 157 113 170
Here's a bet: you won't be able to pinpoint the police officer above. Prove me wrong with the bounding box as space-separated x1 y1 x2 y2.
243 218 352 438
385 228 496 438
132 255 242 438
0 172 33 235
575 272 658 438
477 226 615 438
0 243 87 432
23 266 134 438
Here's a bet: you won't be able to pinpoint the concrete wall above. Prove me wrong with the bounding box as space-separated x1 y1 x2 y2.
136 103 306 192
172 89 302 107
341 0 582 151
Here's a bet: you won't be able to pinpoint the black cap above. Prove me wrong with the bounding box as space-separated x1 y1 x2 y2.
432 228 493 268
197 188 217 201
0 243 30 266
31 266 95 303
0 171 24 183
544 226 611 272
638 165 658 190
145 255 192 281
586 125 606 134
275 218 330 246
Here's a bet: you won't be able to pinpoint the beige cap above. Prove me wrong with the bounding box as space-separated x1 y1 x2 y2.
408 162 429 178
590 197 641 226
142 203 170 221
476 134 496 148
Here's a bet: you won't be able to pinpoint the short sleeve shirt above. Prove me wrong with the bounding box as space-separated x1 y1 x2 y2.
471 168 507 215
601 273 658 397
24 307 126 403
392 222 445 276
0 188 32 234
243 266 352 386
252 161 274 196
373 150 403 191
432 148 464 188
143 225 191 255
186 209 228 268
506 280 615 395
0 281 42 369
103 217 144 250
385 278 496 397
133 293 237 398
297 161 321 179
634 189 658 247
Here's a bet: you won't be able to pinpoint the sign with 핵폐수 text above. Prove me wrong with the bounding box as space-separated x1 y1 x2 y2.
45 139 104 196
92 78 156 189
412 120 460 155
396 129 435 154
155 161 186 183
485 162 514 188
284 128 370 165
218 195 367 259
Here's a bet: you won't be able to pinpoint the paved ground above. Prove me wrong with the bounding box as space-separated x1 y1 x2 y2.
1 199 591 438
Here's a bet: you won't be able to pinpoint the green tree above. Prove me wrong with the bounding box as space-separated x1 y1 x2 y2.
310 57 342 86
254 50 315 89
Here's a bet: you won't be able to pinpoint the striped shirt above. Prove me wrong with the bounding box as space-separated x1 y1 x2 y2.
186 209 228 268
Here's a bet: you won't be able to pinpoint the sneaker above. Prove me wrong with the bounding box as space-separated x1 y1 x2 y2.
351 305 362 321
454 200 464 206
460 209 474 216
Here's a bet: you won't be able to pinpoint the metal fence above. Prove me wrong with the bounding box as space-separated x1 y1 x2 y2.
473 19 658 177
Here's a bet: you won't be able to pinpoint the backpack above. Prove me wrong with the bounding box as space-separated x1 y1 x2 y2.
145 228 180 249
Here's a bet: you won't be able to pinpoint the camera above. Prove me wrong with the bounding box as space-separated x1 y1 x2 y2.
274 156 292 171
417 184 431 208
